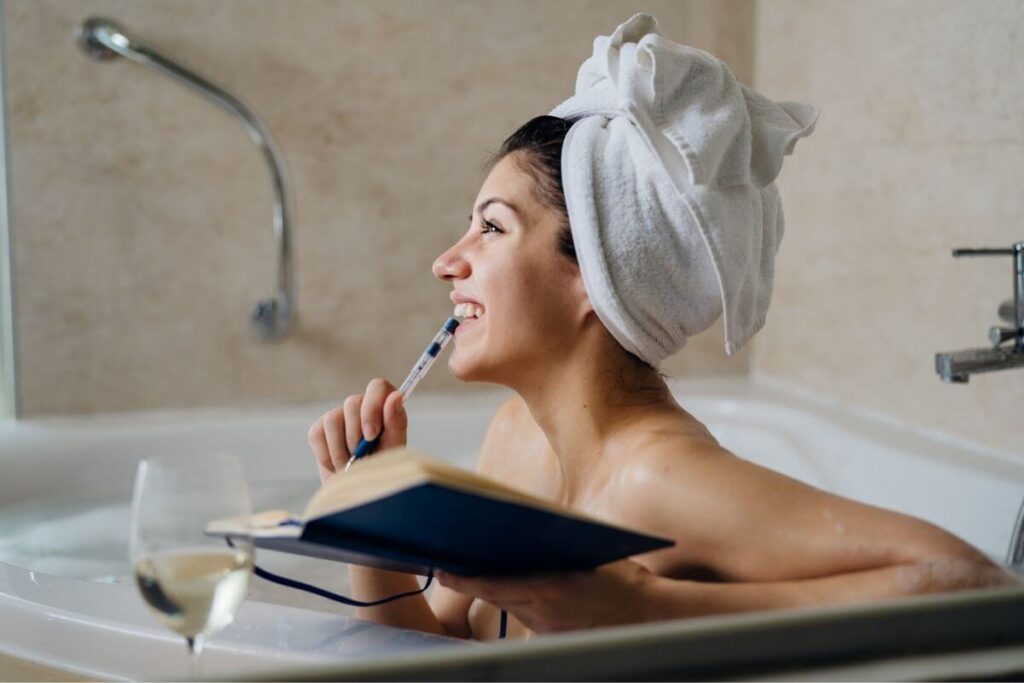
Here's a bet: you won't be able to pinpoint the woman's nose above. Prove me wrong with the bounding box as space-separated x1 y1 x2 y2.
432 243 470 281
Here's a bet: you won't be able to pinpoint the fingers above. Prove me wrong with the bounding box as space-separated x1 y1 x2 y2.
308 377 403 483
342 394 363 455
307 417 333 482
437 571 499 597
361 378 396 441
381 390 407 449
324 404 351 472
435 571 534 606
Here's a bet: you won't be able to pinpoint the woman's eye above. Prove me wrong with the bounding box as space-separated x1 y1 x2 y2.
480 220 503 235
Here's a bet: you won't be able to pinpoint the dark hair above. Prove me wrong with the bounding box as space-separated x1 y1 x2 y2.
483 115 577 263
484 116 669 381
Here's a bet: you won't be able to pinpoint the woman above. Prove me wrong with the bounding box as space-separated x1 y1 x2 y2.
307 18 1018 641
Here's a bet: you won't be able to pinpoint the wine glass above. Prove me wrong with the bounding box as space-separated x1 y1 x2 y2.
130 452 254 678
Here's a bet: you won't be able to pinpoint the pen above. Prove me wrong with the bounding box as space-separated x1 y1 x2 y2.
344 316 462 471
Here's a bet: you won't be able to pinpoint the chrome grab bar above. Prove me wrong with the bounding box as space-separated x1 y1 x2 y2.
75 17 294 340
934 241 1024 382
951 243 1024 352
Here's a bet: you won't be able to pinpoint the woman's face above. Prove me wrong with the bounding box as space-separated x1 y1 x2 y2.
432 153 590 384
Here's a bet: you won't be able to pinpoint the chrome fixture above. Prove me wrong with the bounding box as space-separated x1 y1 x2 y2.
1008 493 1024 570
935 241 1024 382
75 17 294 340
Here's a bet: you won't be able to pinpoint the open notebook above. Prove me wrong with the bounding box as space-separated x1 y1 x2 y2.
207 447 674 577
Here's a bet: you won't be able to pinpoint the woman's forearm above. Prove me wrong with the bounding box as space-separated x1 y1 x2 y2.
348 565 448 636
645 557 1020 621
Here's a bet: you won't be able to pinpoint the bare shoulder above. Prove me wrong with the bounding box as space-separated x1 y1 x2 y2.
612 425 729 489
473 393 551 482
609 424 995 582
604 423 734 577
606 407 725 478
472 395 519 476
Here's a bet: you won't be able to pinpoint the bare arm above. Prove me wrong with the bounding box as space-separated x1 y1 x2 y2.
434 437 1019 634
346 566 448 635
643 555 1018 622
616 438 1019 613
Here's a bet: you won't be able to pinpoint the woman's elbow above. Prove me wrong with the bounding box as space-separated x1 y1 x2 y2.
897 553 1021 596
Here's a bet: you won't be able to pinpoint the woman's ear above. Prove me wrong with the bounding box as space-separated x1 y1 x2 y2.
570 266 596 324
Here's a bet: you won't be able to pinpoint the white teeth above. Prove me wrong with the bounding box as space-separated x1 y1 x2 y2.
453 302 484 319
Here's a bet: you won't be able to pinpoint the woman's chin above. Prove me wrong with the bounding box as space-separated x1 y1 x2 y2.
447 349 479 382
448 346 495 383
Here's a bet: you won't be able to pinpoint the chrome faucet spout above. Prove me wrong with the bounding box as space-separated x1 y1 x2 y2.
76 17 295 340
935 346 1024 383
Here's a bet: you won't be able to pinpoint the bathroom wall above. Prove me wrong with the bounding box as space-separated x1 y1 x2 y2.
752 0 1024 456
3 0 754 416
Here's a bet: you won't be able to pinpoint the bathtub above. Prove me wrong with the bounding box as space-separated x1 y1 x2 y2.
1 376 1022 680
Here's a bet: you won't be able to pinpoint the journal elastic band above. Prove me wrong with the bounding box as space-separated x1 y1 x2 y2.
225 538 506 638
224 537 434 608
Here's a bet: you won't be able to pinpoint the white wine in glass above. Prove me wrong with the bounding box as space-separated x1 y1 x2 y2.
130 452 254 678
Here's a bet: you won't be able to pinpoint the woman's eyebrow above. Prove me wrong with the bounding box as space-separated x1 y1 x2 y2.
468 197 521 221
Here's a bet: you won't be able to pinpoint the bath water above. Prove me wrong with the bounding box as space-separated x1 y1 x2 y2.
0 479 367 615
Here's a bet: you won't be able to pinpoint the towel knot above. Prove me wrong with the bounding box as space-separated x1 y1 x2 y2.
547 13 820 364
554 13 818 192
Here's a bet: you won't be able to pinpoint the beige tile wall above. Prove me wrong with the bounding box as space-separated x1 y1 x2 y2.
5 0 753 416
752 0 1024 456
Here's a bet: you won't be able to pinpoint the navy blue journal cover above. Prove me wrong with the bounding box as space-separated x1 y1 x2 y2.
230 482 674 577
208 445 676 577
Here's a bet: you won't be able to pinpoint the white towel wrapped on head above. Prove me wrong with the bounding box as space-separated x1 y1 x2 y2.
549 13 819 366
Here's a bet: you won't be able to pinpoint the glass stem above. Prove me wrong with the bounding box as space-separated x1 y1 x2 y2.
187 634 204 680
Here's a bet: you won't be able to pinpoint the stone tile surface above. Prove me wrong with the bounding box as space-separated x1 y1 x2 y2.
5 0 753 415
752 0 1024 456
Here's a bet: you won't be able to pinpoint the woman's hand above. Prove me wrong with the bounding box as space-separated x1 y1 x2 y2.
308 378 407 483
435 558 661 634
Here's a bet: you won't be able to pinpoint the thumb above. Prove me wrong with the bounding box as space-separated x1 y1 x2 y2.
380 390 408 449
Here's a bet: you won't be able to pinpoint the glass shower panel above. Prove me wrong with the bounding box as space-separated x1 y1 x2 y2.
0 1 17 419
